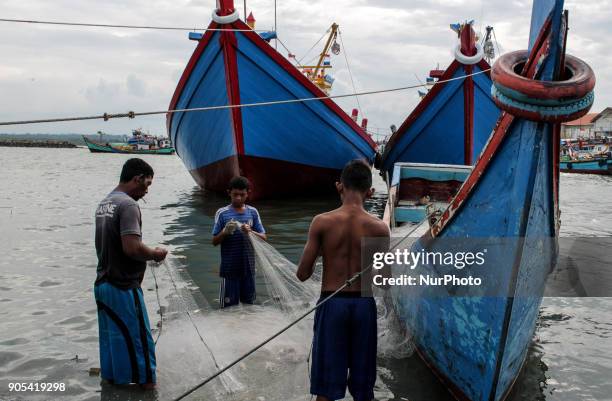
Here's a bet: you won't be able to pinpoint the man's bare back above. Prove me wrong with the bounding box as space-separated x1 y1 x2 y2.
297 203 389 293
297 160 389 401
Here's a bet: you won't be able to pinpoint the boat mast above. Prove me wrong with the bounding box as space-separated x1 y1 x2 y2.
311 23 338 81
216 0 235 16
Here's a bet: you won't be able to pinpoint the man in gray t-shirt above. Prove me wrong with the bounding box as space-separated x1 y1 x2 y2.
94 158 167 389
95 191 148 288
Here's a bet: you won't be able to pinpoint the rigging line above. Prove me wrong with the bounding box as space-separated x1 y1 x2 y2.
0 18 269 32
276 37 303 68
297 27 330 64
338 30 364 118
161 261 225 375
150 264 164 345
492 28 501 58
0 69 491 127
172 229 419 401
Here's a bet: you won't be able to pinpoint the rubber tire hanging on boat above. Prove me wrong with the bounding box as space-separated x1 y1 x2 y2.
454 43 484 65
491 50 596 123
212 9 240 24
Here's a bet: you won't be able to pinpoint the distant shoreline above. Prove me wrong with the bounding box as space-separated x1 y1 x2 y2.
0 139 78 148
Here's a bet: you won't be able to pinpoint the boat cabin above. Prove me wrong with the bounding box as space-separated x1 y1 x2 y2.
383 162 472 229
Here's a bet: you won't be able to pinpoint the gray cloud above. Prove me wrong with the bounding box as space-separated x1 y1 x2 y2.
0 0 610 137
126 74 147 97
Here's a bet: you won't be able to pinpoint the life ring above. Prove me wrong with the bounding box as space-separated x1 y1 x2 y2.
454 43 484 65
212 8 239 24
491 50 595 123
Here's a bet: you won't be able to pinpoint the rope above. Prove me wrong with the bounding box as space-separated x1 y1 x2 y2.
172 227 421 401
297 27 330 64
0 17 268 32
161 261 225 375
276 37 303 68
150 264 164 345
0 69 491 127
338 30 364 119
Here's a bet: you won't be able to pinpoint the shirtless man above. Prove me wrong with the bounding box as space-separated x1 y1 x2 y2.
297 159 390 401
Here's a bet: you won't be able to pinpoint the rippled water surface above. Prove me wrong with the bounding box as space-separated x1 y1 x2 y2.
0 147 611 400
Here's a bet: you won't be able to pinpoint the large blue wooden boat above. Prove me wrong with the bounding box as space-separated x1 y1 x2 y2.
383 1 595 400
167 0 377 199
380 21 501 182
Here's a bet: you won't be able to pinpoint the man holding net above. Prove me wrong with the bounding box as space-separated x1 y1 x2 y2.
94 158 167 390
212 176 267 308
297 159 390 401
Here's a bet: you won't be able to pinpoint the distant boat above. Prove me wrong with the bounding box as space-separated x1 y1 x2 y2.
167 0 376 200
380 21 501 182
383 2 595 401
83 130 175 155
560 140 611 174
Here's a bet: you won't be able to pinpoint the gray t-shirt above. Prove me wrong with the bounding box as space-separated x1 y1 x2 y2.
95 191 146 289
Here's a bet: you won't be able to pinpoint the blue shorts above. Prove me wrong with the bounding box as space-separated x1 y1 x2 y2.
310 293 377 401
219 273 256 308
94 282 156 384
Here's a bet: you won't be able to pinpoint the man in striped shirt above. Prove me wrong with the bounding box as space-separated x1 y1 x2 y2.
212 176 266 308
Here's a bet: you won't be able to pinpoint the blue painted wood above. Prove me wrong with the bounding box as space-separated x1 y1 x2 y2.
390 2 566 400
234 34 375 169
395 206 427 223
170 28 376 177
391 163 472 187
560 159 611 172
400 167 471 182
171 33 236 171
382 63 501 182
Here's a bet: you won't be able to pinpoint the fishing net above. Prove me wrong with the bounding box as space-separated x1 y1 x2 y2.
140 232 413 401
248 233 413 359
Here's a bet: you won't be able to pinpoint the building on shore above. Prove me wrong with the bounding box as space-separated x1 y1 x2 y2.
592 107 612 138
561 113 597 139
561 108 612 140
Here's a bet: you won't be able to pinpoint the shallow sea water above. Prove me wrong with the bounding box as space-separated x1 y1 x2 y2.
0 147 611 400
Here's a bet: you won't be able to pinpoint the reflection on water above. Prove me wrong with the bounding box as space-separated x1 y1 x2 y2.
0 148 611 400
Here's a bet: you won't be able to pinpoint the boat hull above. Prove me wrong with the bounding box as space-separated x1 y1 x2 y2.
387 2 575 400
83 138 175 155
559 158 611 174
168 18 376 200
380 23 501 182
189 154 341 199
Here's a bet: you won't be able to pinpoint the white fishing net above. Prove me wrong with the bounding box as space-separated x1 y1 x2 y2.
142 233 412 401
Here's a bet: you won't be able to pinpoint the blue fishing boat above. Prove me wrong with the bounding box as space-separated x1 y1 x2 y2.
560 141 611 174
167 0 376 199
383 1 595 400
559 157 611 174
380 21 501 182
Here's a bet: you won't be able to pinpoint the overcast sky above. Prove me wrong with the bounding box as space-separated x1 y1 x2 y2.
0 0 610 138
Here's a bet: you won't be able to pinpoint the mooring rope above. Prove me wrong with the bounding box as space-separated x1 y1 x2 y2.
161 261 225 375
0 69 490 127
172 227 421 401
338 29 364 119
150 263 164 345
0 17 268 32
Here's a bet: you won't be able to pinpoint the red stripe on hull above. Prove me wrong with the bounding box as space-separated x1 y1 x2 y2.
189 156 342 200
464 64 474 165
382 57 491 164
220 30 245 154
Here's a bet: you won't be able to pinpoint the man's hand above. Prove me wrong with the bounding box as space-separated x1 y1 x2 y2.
223 220 239 235
152 247 168 262
241 224 252 234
